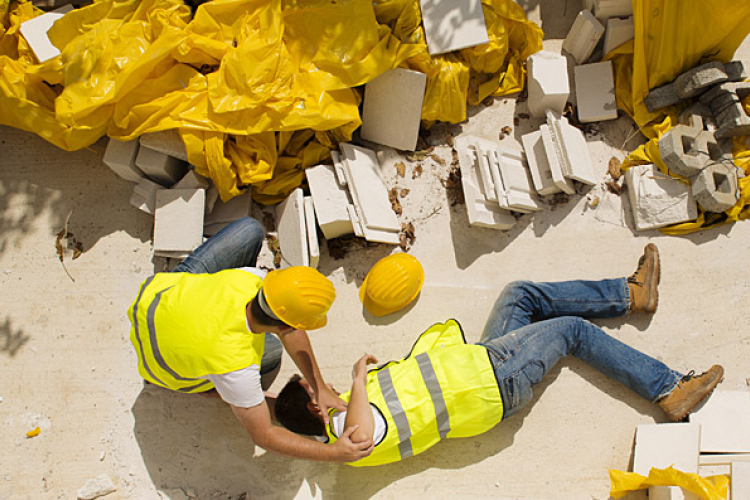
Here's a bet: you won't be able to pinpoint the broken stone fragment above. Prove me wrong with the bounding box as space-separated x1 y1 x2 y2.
77 474 116 500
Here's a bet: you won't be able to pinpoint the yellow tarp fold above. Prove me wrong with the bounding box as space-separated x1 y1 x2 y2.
610 467 728 500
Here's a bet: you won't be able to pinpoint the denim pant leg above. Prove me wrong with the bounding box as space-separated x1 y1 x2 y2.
480 279 631 344
173 217 265 274
479 317 682 419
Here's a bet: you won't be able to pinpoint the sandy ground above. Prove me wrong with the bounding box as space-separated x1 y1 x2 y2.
2 2 750 500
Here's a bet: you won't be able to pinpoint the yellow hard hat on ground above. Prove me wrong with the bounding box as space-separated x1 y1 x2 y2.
359 253 424 317
262 267 336 330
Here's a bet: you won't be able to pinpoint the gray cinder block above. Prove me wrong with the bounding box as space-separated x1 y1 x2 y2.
658 126 717 178
691 161 739 213
645 83 680 113
725 61 747 82
674 61 728 99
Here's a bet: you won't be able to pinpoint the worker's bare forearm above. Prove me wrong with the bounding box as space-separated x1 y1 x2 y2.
344 377 374 443
280 329 326 391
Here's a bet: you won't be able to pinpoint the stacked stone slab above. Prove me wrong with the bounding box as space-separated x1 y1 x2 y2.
103 138 144 183
153 189 205 259
135 146 188 186
603 16 634 55
138 129 189 162
583 0 633 20
526 51 570 118
305 164 354 239
562 10 604 65
276 188 309 267
574 61 618 122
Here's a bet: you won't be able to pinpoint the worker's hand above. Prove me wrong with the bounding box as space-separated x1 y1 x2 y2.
315 384 347 426
331 425 374 462
352 354 378 381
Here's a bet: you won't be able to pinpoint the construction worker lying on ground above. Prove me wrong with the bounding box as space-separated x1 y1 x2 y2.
127 217 373 462
274 244 724 466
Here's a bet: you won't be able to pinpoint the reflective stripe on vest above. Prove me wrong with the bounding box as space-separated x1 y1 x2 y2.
377 366 413 459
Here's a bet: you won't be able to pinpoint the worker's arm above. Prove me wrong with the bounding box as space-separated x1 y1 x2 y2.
279 328 346 425
231 400 373 462
343 354 378 443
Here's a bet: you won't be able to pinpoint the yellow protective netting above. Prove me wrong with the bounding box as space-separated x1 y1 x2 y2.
610 467 729 500
0 0 542 204
607 0 750 234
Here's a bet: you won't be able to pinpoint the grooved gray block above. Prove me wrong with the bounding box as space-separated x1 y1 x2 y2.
678 103 715 132
645 83 679 112
675 61 728 99
691 161 739 212
658 126 714 177
700 82 750 105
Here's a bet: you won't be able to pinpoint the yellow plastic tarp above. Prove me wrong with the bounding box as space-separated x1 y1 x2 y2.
610 467 729 500
607 0 750 234
0 0 542 203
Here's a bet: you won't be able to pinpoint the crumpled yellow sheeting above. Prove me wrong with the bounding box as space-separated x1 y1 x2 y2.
607 0 750 234
0 0 542 203
610 467 728 500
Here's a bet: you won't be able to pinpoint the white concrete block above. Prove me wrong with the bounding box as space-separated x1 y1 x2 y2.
138 129 189 162
19 5 73 63
304 196 320 269
539 124 576 194
626 164 698 231
135 145 188 186
172 170 210 190
575 61 618 123
153 189 205 256
454 136 516 230
103 138 144 183
527 51 570 118
420 0 489 55
603 16 634 55
732 461 750 499
547 111 598 185
690 391 750 453
633 423 701 475
276 188 309 267
562 10 605 65
203 190 253 236
305 164 354 239
130 178 163 214
361 69 427 151
593 0 633 20
521 131 561 196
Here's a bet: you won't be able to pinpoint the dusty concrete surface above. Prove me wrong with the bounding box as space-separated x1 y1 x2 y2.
2 4 750 500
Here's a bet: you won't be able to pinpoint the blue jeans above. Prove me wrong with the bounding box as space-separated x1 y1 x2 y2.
478 280 683 419
172 217 282 376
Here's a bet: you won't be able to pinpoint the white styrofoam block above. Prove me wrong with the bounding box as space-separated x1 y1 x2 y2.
539 124 576 194
303 196 320 269
340 143 400 233
135 145 188 186
562 10 605 65
19 5 73 63
203 190 252 226
420 0 489 55
103 138 144 183
689 391 750 453
276 188 309 268
593 0 633 20
521 131 561 196
305 164 354 240
130 177 163 214
548 111 598 185
454 136 516 230
361 69 427 151
527 51 570 118
138 130 189 162
172 170 210 190
626 164 698 231
603 16 634 55
633 423 701 475
153 189 206 255
732 461 750 499
575 61 618 123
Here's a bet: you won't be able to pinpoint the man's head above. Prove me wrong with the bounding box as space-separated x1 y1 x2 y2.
275 374 326 437
259 267 336 331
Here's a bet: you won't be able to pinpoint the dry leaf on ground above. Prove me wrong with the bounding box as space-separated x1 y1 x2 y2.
606 180 623 195
429 154 446 166
266 235 282 268
399 222 416 251
400 188 410 197
395 162 406 178
412 164 423 179
388 188 403 215
608 157 622 180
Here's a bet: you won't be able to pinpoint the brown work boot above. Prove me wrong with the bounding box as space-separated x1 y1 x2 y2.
628 243 660 313
658 365 724 422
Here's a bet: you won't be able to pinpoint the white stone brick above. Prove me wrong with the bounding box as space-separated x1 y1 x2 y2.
626 164 698 231
276 188 309 267
575 61 618 123
304 196 320 269
689 391 750 453
138 129 189 162
547 111 598 185
454 136 516 230
19 5 73 63
135 145 188 186
732 461 750 499
562 10 605 65
361 69 427 151
539 124 576 194
130 178 163 214
527 51 570 118
593 0 633 20
305 164 354 240
203 190 253 236
420 0 489 55
521 131 561 195
603 16 634 55
103 138 144 183
171 170 210 190
153 189 205 256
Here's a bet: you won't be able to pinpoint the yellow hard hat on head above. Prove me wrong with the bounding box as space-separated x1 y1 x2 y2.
359 253 424 317
263 267 336 330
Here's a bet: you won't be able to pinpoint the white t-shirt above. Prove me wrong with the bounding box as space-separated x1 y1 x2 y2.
204 267 268 408
327 405 387 446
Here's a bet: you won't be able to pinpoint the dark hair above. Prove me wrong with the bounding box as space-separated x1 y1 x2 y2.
275 374 326 437
249 295 289 329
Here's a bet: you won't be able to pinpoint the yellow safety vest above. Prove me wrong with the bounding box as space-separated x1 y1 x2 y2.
327 319 504 466
127 270 266 393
